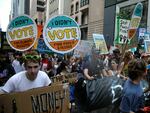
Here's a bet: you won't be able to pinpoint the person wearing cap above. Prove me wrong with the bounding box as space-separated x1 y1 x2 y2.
0 50 51 93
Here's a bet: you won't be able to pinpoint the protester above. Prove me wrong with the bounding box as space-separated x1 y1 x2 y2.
0 50 51 93
82 48 105 80
120 58 147 113
119 51 134 77
9 52 24 73
107 58 120 77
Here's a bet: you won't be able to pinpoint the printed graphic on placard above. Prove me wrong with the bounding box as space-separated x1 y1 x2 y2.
43 15 81 54
128 2 143 39
144 40 150 53
6 15 37 51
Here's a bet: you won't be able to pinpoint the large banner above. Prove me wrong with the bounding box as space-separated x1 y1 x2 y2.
43 15 81 54
0 85 69 113
93 34 108 54
6 14 37 51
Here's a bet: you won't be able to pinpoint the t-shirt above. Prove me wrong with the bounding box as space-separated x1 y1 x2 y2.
12 59 23 73
120 79 144 113
2 71 51 93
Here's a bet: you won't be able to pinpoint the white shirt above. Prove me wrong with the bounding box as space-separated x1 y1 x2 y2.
12 59 23 73
2 71 51 93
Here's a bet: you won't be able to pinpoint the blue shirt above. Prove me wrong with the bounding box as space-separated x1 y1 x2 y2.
120 79 144 113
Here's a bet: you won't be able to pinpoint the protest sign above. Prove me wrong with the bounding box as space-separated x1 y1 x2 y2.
0 85 69 113
73 40 92 57
93 34 108 54
51 73 77 85
43 15 81 54
128 2 143 40
116 19 130 44
6 14 37 51
144 40 150 54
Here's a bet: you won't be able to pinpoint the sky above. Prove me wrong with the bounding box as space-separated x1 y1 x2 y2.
0 0 11 31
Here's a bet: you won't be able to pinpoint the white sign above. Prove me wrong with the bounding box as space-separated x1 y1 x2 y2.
119 19 130 44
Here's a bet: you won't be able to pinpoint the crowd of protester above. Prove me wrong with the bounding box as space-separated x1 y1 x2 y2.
0 48 150 113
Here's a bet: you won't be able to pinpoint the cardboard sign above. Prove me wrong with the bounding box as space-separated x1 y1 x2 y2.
128 3 143 39
6 15 37 51
0 85 69 113
43 15 81 54
51 73 77 84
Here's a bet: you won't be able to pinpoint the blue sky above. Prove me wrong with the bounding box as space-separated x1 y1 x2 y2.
0 0 11 31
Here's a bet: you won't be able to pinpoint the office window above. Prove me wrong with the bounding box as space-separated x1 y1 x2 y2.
71 5 74 15
76 2 79 12
80 0 89 7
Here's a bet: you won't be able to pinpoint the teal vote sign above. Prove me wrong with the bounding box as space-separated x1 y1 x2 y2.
6 15 37 51
43 15 81 54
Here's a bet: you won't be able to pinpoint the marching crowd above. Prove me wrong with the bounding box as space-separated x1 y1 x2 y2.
0 48 150 113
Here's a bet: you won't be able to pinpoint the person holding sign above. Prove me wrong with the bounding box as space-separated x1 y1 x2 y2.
0 50 51 93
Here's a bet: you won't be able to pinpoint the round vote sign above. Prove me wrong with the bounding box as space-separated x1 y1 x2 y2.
6 15 37 51
43 15 81 54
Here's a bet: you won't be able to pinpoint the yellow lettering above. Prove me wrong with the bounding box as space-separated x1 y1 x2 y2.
71 28 77 38
8 26 34 40
16 29 22 38
8 31 16 40
28 26 34 36
22 27 28 37
56 30 64 39
48 31 55 41
47 28 78 41
64 29 71 38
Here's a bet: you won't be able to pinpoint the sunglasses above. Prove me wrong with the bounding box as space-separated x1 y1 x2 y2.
24 55 40 60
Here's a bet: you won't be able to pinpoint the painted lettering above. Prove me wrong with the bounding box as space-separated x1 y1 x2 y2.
8 26 34 40
31 90 66 113
48 28 77 41
15 19 29 26
54 20 72 26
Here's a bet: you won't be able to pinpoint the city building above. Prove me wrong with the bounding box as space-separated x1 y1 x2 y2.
104 0 148 47
70 0 104 41
11 0 30 19
45 0 71 21
30 0 45 25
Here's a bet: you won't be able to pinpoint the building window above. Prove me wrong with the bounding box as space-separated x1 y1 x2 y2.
80 0 89 7
75 16 78 23
75 2 79 12
71 5 74 15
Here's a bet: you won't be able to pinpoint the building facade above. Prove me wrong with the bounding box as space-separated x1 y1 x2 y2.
104 0 149 46
30 0 45 25
11 0 30 19
45 0 71 21
70 0 104 41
